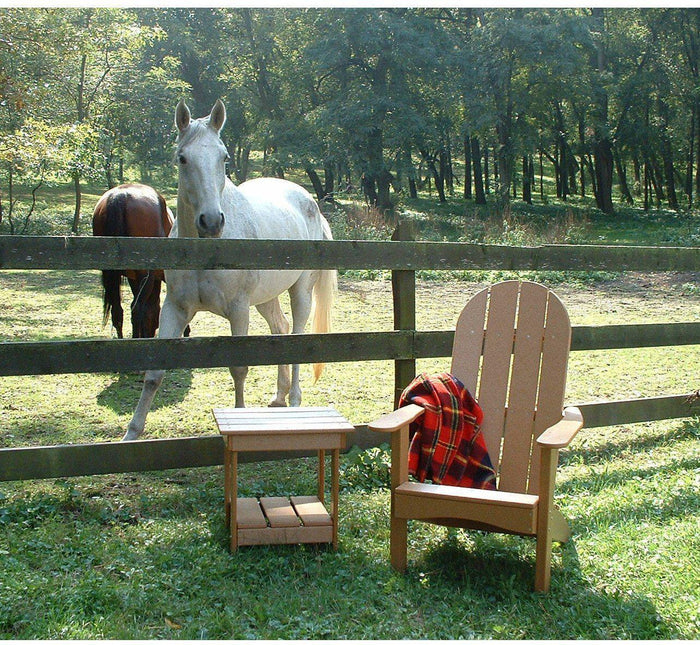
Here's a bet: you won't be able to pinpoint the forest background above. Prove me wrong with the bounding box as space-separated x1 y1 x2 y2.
1 7 699 235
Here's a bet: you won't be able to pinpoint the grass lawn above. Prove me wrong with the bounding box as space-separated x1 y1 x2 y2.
0 183 698 638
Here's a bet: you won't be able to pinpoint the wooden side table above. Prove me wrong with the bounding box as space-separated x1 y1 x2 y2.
214 406 354 552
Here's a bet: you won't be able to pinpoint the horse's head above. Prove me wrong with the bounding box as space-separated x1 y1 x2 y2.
175 99 229 238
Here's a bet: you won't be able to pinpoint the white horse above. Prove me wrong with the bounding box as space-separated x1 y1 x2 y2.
123 99 336 441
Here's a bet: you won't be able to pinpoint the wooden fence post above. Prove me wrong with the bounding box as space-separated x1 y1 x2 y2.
391 221 417 407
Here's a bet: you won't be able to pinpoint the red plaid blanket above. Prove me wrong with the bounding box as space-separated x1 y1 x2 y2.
399 372 496 489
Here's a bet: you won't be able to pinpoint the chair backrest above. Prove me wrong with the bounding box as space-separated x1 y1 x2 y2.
450 281 571 495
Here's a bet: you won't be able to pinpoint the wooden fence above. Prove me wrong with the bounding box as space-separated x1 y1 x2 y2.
1 233 699 482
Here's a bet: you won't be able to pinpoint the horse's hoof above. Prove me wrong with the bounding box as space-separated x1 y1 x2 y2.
268 400 287 408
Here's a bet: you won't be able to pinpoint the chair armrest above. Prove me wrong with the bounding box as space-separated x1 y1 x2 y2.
368 404 424 433
536 407 584 449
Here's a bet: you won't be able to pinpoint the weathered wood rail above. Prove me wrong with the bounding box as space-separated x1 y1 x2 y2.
1 234 698 482
2 235 699 271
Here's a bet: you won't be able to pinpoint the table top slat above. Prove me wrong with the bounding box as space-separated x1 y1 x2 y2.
214 407 354 436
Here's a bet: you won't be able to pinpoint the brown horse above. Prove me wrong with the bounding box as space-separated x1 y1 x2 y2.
92 183 174 339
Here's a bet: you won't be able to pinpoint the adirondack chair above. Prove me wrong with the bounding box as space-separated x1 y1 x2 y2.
369 280 584 592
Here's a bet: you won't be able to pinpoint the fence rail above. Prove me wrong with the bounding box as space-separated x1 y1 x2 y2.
1 235 699 271
1 234 698 482
2 325 700 377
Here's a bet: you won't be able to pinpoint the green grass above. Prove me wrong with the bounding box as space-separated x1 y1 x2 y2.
0 182 699 638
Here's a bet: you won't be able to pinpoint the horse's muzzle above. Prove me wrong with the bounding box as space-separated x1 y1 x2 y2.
197 212 225 238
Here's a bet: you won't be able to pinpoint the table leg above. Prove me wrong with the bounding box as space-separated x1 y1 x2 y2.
317 449 325 504
224 445 231 530
229 450 238 552
332 448 339 550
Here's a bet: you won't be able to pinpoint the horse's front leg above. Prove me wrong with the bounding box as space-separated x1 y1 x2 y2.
227 304 251 408
122 298 191 441
256 299 291 407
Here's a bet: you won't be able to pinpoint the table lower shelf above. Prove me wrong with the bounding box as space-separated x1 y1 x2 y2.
235 495 333 546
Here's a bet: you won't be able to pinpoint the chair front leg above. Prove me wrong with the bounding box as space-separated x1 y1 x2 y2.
389 424 410 571
535 445 559 592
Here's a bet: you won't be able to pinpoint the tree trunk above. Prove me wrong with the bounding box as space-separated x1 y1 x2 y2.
362 174 378 206
648 153 665 205
696 100 700 202
633 156 642 197
540 150 545 201
522 155 532 204
591 8 615 214
644 160 650 211
471 137 486 205
594 139 615 213
235 145 250 182
306 166 326 201
377 170 393 212
365 125 392 212
662 143 679 210
613 147 633 204
657 98 679 210
483 145 490 194
71 173 82 235
401 146 418 198
463 134 472 199
323 161 335 202
424 152 446 203
686 104 695 207
555 102 568 200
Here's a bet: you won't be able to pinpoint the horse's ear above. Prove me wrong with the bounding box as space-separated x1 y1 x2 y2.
175 99 191 132
209 99 226 133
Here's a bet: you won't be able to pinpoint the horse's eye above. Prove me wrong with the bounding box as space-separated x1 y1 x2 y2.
178 154 187 165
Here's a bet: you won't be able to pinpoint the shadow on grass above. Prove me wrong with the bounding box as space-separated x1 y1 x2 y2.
414 535 678 638
96 369 193 415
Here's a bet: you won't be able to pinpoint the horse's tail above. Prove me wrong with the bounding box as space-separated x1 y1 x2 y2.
156 191 173 235
311 218 337 381
102 191 130 237
101 270 124 337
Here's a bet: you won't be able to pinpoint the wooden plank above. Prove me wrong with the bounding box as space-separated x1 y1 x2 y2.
237 525 333 546
216 420 354 433
0 331 413 376
220 433 345 453
1 236 698 271
1 395 698 483
477 281 520 468
392 222 417 407
528 289 572 495
577 394 700 428
1 322 699 378
498 282 549 493
394 482 537 535
290 496 332 527
451 287 488 395
570 322 700 350
260 497 301 528
213 406 340 418
237 498 268 529
0 435 225 481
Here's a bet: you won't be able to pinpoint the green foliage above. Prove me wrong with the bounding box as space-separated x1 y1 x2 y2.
2 7 699 219
339 445 391 491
